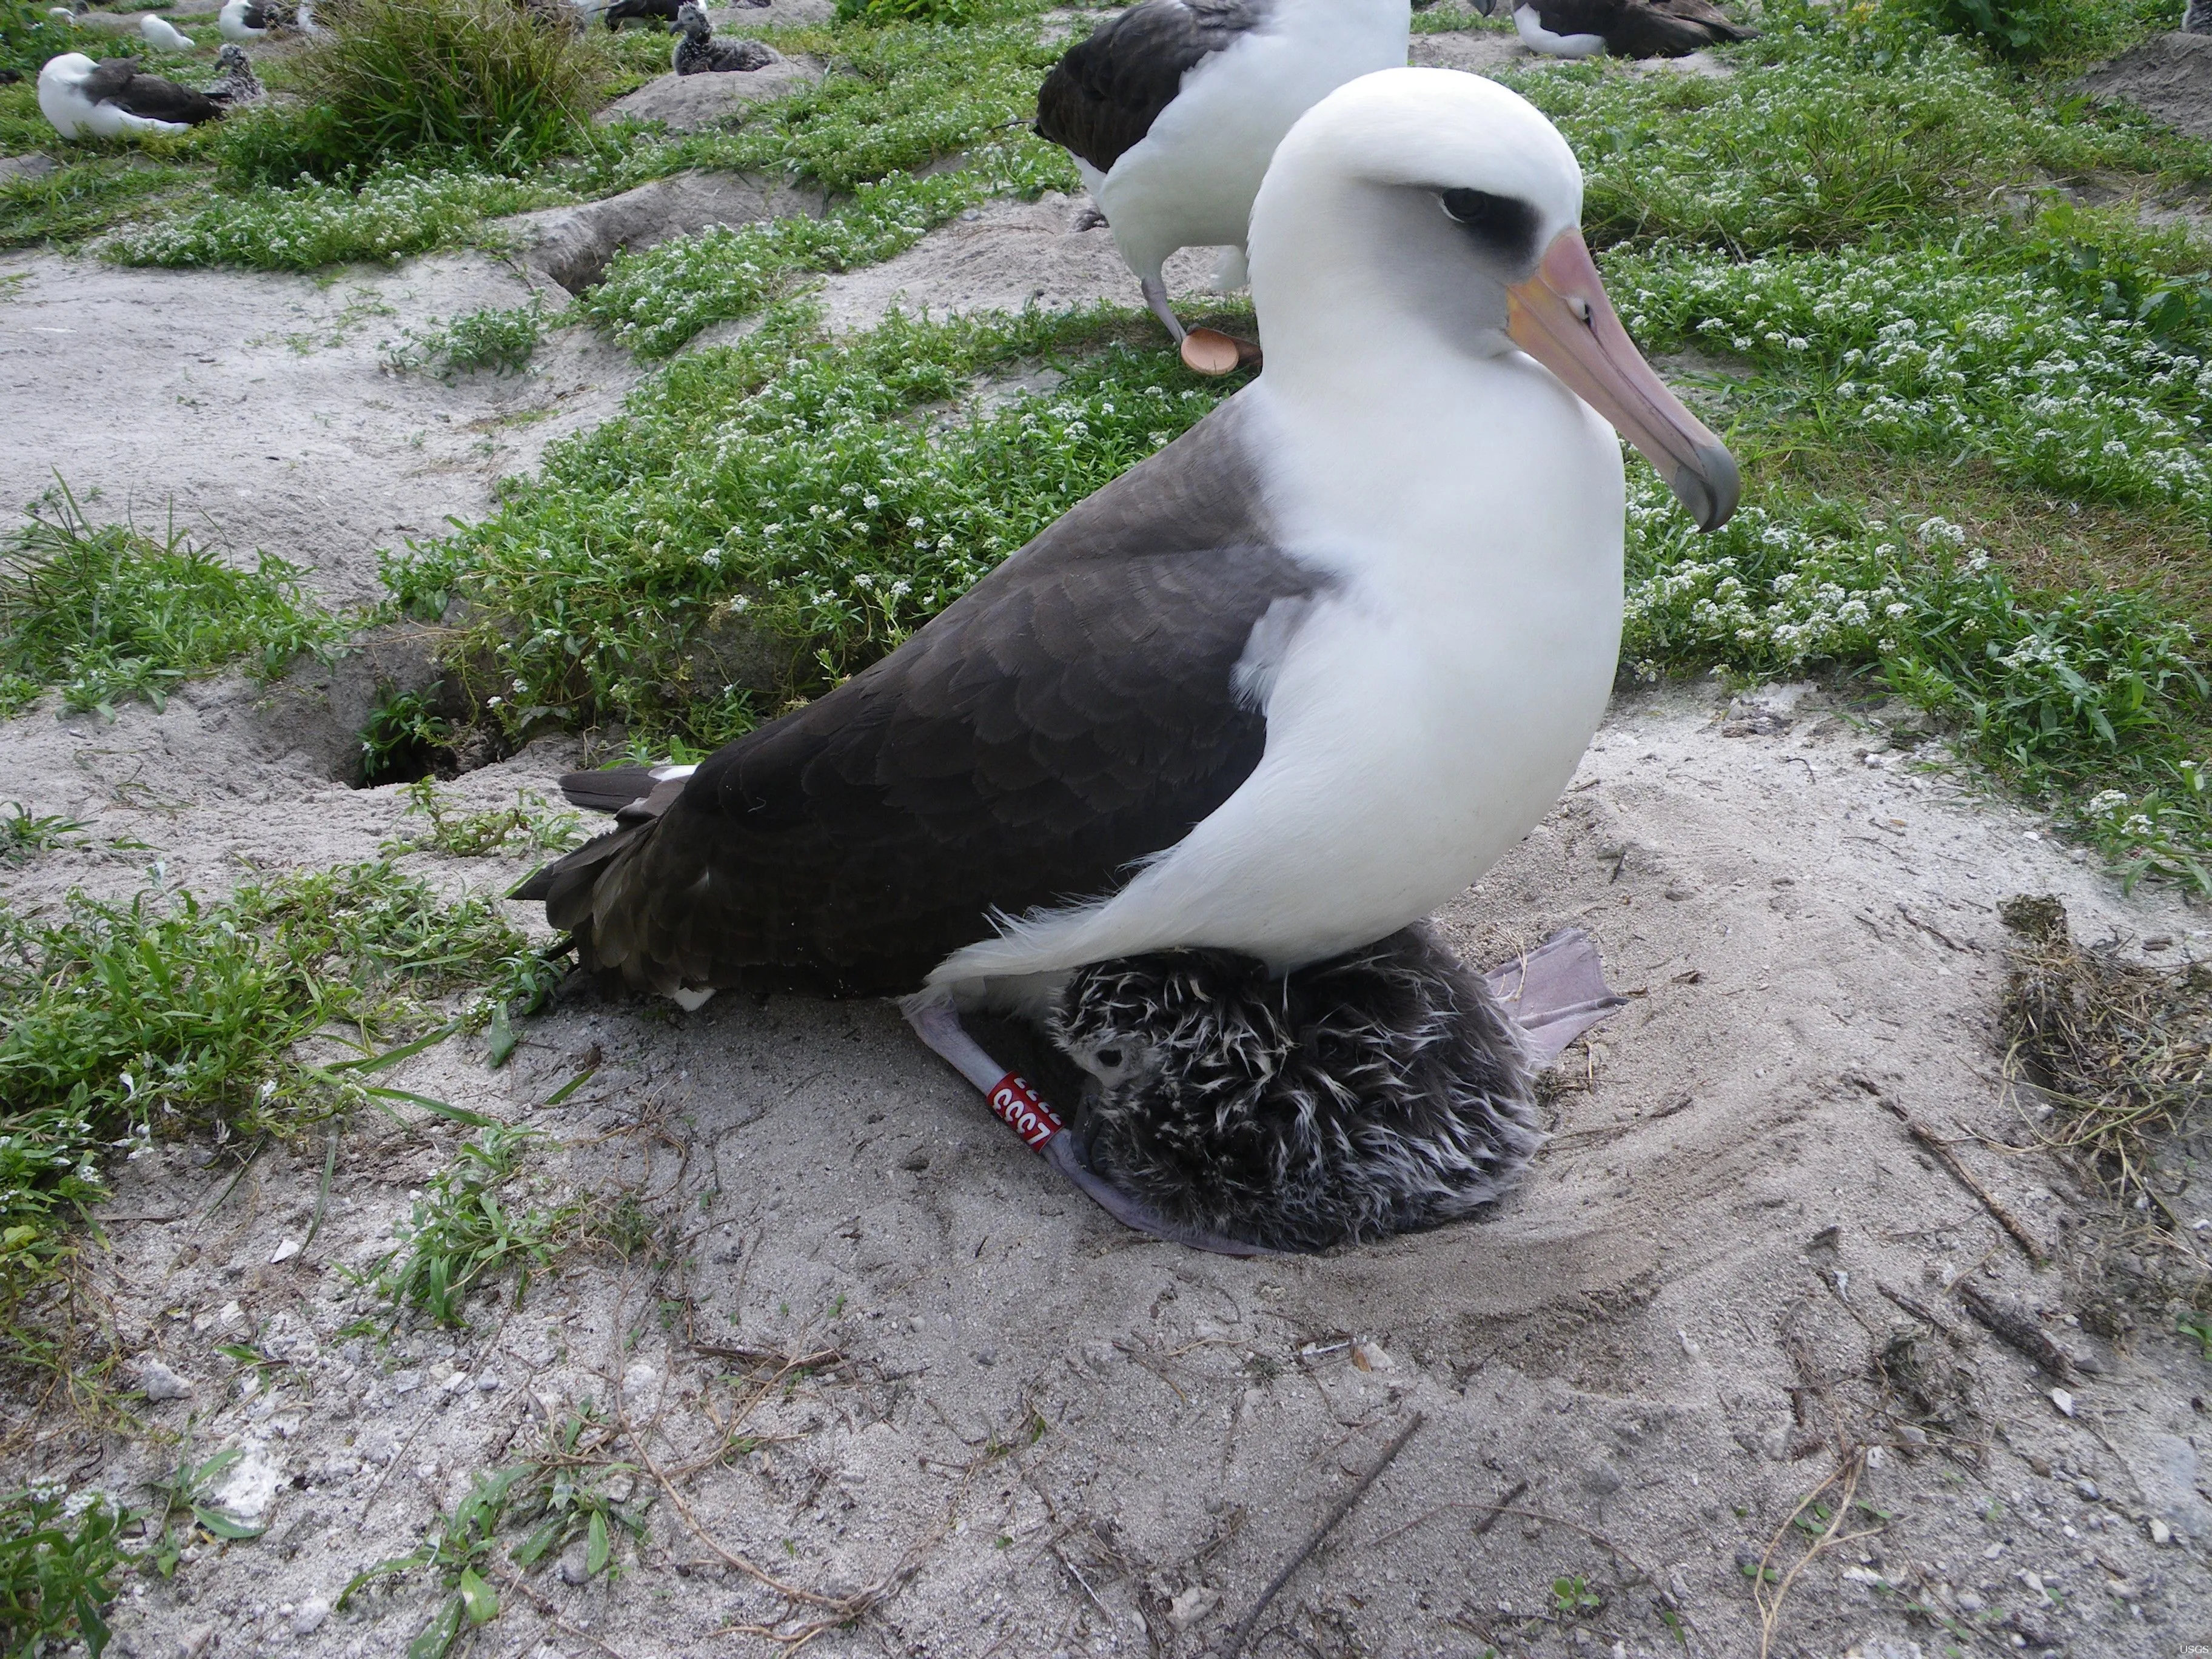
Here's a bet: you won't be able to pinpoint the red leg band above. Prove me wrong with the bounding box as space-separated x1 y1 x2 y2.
986 1073 1064 1150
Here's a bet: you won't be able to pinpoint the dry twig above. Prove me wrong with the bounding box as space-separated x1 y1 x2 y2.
1858 1082 2048 1264
1754 1453 1882 1659
1222 1413 1425 1659
1956 1281 2073 1379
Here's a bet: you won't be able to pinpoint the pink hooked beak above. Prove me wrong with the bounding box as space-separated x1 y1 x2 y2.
1507 230 1740 532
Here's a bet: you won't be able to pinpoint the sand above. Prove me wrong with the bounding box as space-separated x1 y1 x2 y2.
5 42 2212 1659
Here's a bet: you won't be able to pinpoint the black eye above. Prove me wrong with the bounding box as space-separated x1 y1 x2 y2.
1439 189 1540 265
1096 1047 1124 1069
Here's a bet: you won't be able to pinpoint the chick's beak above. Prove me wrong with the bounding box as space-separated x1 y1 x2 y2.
1506 229 1740 532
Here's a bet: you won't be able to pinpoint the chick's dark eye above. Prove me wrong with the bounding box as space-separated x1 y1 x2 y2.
1096 1047 1124 1070
1439 189 1539 263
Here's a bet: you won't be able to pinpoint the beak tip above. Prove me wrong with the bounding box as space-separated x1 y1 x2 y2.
1675 443 1741 534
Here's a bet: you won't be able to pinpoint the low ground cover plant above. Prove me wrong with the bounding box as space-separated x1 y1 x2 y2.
1623 482 2212 887
1506 3 2210 256
1611 227 2212 523
111 166 570 272
0 1484 130 1658
384 298 549 378
384 304 1241 750
0 861 558 1296
0 488 350 718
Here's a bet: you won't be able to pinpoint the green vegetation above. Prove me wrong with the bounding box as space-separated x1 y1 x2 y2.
341 1416 648 1657
111 166 569 272
248 0 612 177
0 861 558 1304
836 0 979 24
1500 9 2207 257
390 780 585 857
364 1124 578 1326
359 686 457 784
384 304 1239 751
1623 481 2212 886
0 1485 129 1659
0 489 350 719
144 1448 266 1580
0 806 87 866
384 298 548 378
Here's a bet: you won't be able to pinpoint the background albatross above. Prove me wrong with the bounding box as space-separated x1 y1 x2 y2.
1034 0 1410 372
519 67 1738 1245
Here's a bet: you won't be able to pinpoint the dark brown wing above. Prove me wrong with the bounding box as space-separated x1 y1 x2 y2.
1035 0 1271 175
1598 0 1754 55
81 57 145 101
516 398 1324 999
96 60 225 122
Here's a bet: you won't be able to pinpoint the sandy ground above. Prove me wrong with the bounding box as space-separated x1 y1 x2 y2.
6 31 2212 1659
0 250 643 608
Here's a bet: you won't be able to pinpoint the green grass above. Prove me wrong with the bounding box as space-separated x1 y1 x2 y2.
109 164 573 271
384 298 549 378
0 861 558 1305
363 1124 578 1327
252 0 614 177
1619 477 2212 888
0 806 88 865
0 488 352 719
389 780 585 858
0 1485 130 1659
1501 2 2211 258
1607 221 2212 525
340 1416 648 1657
383 303 1243 751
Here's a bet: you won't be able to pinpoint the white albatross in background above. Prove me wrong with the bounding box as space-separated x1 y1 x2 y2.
516 68 1740 1247
39 50 225 136
1479 0 1754 58
137 14 195 49
219 0 312 39
1034 0 1410 374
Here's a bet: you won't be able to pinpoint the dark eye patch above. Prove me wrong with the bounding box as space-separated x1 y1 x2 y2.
1439 188 1540 266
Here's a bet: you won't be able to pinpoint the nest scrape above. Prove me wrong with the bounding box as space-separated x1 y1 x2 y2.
1997 892 2212 1202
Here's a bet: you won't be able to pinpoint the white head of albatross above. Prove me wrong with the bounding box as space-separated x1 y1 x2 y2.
517 67 1734 1250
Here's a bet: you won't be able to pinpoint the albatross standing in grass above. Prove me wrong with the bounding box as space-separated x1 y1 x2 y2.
1034 0 1412 373
518 67 1738 1249
1484 0 1753 59
39 51 225 136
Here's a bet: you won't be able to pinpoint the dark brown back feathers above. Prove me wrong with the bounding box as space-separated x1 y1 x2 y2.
515 397 1326 999
1035 0 1272 175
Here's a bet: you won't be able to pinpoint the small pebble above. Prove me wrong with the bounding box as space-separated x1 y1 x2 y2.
2048 1388 2074 1417
2150 1518 2173 1545
559 1542 592 1586
269 1237 301 1264
138 1359 193 1401
291 1598 329 1635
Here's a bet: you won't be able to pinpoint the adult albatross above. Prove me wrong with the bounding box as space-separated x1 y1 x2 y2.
38 52 226 136
1034 0 1411 373
1483 0 1753 59
518 67 1737 1242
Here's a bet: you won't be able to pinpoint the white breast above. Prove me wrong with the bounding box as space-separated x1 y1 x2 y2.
1513 4 1609 57
933 349 1624 988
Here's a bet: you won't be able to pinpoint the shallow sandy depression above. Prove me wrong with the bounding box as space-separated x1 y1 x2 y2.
4 132 2212 1659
